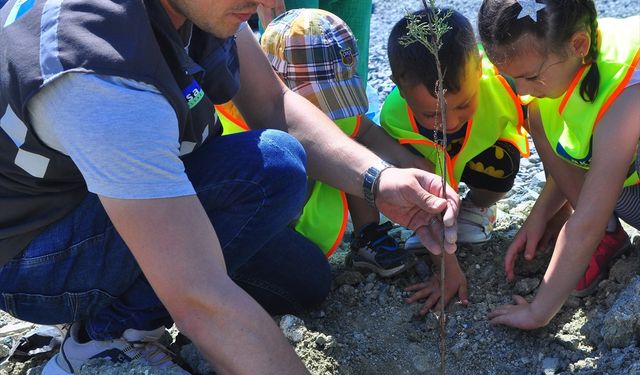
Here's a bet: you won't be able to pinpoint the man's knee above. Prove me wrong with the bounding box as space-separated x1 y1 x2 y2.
298 249 332 309
259 129 309 209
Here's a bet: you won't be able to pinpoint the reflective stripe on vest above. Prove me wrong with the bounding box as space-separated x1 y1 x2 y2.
380 57 529 191
214 101 357 256
537 16 640 187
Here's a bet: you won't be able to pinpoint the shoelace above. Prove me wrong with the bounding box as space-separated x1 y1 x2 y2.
133 341 177 368
128 334 180 369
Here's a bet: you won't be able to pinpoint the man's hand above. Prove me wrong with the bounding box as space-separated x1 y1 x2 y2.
375 167 459 255
404 254 468 315
257 0 286 29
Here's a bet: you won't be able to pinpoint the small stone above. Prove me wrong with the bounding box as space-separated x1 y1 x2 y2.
451 340 466 360
338 284 356 297
414 260 431 280
542 357 559 374
601 276 640 348
309 309 326 319
564 296 582 308
609 257 639 284
334 271 364 287
279 315 306 343
514 277 540 295
365 273 377 283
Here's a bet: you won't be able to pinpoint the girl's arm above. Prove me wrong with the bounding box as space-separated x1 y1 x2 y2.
531 84 640 324
490 85 639 328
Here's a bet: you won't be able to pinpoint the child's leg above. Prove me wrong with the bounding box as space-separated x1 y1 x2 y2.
615 184 640 229
347 194 379 234
461 140 521 206
465 188 506 208
457 141 521 244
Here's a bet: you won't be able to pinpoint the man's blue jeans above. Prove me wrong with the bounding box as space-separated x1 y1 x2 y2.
0 129 331 340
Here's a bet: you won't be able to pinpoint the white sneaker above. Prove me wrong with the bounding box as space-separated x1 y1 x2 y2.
456 198 496 244
42 322 190 374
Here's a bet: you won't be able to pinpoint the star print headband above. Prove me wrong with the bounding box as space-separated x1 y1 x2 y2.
516 0 546 22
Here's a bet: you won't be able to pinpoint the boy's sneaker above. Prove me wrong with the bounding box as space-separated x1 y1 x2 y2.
403 232 425 251
42 322 190 374
572 224 631 297
348 222 411 277
456 198 497 245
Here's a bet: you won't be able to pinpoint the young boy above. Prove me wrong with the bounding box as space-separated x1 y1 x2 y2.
381 7 530 312
216 8 428 277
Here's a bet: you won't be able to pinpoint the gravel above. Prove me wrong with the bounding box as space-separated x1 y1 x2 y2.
0 1 638 374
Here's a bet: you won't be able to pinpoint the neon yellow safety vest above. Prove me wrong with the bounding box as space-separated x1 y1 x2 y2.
214 101 362 257
537 16 640 187
380 58 529 191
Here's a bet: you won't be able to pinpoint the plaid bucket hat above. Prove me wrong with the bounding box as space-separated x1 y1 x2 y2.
261 8 368 120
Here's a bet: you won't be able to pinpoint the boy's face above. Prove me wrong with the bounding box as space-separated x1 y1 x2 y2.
399 58 481 133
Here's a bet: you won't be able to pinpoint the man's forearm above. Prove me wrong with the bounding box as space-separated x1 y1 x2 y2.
281 90 383 197
100 195 308 374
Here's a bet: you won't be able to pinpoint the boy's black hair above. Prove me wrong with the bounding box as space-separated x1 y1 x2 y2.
478 0 600 102
387 7 479 95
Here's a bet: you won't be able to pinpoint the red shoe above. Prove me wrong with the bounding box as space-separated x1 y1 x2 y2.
572 224 631 297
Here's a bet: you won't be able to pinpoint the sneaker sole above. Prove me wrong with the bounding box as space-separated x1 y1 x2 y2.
351 259 410 278
42 354 72 375
570 240 632 298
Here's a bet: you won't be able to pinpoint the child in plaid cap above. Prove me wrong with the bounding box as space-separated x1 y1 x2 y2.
217 8 431 277
257 0 372 86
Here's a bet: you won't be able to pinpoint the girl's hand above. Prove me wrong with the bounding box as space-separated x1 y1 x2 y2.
504 212 549 281
487 295 549 330
505 202 573 281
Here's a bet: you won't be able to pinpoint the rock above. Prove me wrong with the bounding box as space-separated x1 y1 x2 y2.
365 273 377 283
555 333 580 348
309 309 326 319
0 322 35 337
280 315 306 343
377 284 389 304
451 340 466 360
337 284 356 297
541 357 559 374
180 343 214 374
601 276 640 348
563 296 582 308
609 256 639 284
414 260 431 280
514 277 540 295
334 270 364 286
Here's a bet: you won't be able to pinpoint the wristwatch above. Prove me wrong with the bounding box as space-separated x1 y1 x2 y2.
362 160 393 207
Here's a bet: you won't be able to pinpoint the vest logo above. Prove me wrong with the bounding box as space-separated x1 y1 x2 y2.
556 142 592 167
4 0 35 28
182 80 205 109
340 48 354 67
